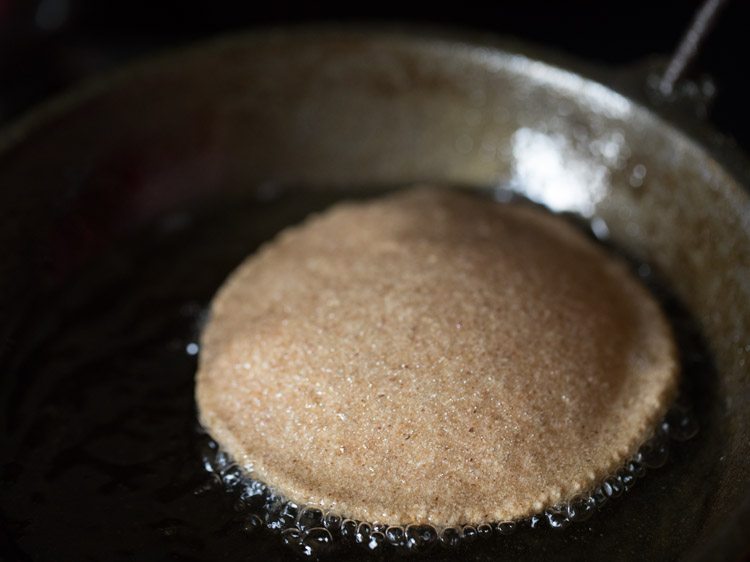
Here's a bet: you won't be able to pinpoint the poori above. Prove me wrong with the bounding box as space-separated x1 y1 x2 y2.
196 187 678 527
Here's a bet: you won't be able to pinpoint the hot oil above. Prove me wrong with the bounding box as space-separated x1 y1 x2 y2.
0 187 719 561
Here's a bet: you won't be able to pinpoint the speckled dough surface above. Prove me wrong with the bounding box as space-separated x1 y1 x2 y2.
196 187 678 527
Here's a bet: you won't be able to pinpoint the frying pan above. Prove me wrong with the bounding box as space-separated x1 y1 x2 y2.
0 27 748 562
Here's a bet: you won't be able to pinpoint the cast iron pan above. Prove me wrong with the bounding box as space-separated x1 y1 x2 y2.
0 27 749 562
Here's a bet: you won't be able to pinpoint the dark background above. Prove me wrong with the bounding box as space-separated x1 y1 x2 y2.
0 0 748 153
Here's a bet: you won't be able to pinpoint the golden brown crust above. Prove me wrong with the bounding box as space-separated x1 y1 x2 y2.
196 187 678 526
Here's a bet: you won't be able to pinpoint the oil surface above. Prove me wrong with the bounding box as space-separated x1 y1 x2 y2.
0 188 720 561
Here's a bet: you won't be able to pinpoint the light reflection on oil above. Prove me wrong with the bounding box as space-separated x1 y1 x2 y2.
509 128 606 216
508 127 629 217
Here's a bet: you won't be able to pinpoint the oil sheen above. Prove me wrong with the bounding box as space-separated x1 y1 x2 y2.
0 187 718 562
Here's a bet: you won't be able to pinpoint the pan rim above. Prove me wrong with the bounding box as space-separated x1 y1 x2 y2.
0 24 748 213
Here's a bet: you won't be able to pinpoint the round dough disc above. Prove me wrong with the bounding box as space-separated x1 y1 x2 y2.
196 187 677 526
